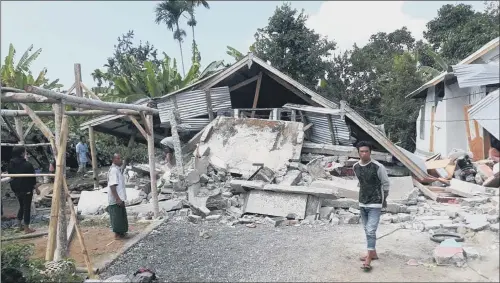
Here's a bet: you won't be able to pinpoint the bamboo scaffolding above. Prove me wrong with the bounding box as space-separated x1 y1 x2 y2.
45 115 69 261
1 143 52 147
1 173 55 177
1 109 141 117
62 178 95 278
146 114 159 218
26 86 159 114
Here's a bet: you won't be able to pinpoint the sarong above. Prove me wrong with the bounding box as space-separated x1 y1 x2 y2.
108 204 128 235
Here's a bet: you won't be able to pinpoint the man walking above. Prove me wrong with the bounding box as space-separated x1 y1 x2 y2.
7 146 40 234
352 141 390 271
107 153 128 239
76 136 89 177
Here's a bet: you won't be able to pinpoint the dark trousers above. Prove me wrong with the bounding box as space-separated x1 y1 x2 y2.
15 191 33 225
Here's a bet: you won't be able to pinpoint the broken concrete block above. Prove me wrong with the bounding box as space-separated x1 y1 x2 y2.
222 191 233 198
385 202 408 214
329 198 359 209
397 213 411 222
305 195 321 217
200 174 210 184
319 207 334 220
229 180 265 193
433 239 465 266
288 162 308 172
463 247 480 260
306 157 330 180
261 184 339 199
477 164 494 180
448 179 486 198
244 190 308 219
264 216 286 227
251 166 275 183
279 170 302 186
185 170 201 186
226 206 243 218
380 213 393 223
422 220 454 231
387 177 415 203
348 207 360 215
338 211 360 224
312 178 359 199
161 199 184 212
188 214 202 224
461 197 489 207
330 216 340 225
178 208 190 216
466 221 490 232
171 179 187 192
483 175 500 188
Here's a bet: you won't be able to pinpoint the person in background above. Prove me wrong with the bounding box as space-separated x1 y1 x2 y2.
161 136 176 168
76 135 89 177
489 135 500 163
352 141 390 271
107 153 128 240
7 146 40 234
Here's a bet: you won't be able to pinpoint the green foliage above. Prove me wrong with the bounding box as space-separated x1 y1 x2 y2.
226 46 245 62
252 3 336 90
1 43 63 91
424 3 499 63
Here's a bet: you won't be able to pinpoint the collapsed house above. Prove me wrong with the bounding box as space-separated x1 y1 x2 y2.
407 37 500 159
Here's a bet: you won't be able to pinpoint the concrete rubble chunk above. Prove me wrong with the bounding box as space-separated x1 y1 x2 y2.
463 246 480 260
466 221 490 232
328 198 359 209
422 220 454 231
306 158 330 180
200 174 210 184
260 184 339 199
489 223 499 232
265 216 286 227
319 207 334 220
251 166 275 183
206 214 222 221
188 214 202 224
278 170 302 186
288 162 308 172
244 190 308 219
229 180 265 193
476 164 494 180
386 177 416 203
330 216 340 225
433 239 465 266
311 178 358 199
385 202 408 214
305 195 321 217
185 169 201 186
460 197 489 207
448 179 486 198
226 206 243 218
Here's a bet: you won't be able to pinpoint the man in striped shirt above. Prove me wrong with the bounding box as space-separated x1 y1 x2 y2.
353 141 390 271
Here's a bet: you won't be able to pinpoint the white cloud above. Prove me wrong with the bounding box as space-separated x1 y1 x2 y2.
306 1 428 53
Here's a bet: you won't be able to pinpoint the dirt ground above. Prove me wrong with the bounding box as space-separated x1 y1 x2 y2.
6 223 148 267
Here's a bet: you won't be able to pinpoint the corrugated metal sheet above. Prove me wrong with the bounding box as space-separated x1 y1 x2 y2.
179 118 211 131
469 89 500 139
158 98 176 123
304 114 351 145
176 90 208 119
453 63 500 88
210 86 231 111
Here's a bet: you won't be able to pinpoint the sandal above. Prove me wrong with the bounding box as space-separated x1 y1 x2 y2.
359 255 379 261
24 228 36 234
361 263 372 272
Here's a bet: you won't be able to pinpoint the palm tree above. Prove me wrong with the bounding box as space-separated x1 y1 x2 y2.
186 1 209 44
155 0 190 76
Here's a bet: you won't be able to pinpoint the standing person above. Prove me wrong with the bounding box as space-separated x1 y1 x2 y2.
7 146 40 234
76 135 89 177
107 153 128 239
352 141 390 271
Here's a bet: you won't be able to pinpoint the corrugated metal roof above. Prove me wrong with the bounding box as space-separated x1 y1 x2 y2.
469 89 500 139
305 114 351 145
452 63 500 88
406 37 500 98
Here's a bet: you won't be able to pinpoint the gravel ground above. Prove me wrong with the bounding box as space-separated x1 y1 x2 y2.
102 220 499 282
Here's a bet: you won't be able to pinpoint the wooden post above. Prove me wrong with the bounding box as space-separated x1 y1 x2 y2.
45 115 69 261
146 115 159 218
14 117 24 144
121 133 136 171
169 111 184 177
251 72 263 118
88 127 99 189
74 63 83 111
53 104 68 260
327 114 336 145
19 103 57 153
205 89 214 121
23 121 35 140
62 179 95 279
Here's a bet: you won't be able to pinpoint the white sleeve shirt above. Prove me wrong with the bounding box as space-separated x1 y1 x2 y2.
107 165 127 205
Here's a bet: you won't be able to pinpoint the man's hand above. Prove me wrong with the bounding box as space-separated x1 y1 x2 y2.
117 199 125 207
383 190 389 208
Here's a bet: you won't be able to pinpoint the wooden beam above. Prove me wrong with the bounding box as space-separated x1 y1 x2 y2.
128 116 148 140
229 74 260 92
19 103 56 153
327 114 336 145
25 86 158 114
2 92 58 103
62 178 96 279
250 72 263 118
139 112 151 135
1 143 51 147
46 115 69 261
1 109 141 117
80 82 102 100
146 114 159 218
1 173 55 177
65 83 76 95
303 123 313 131
74 63 83 111
302 142 393 162
23 121 35 139
89 127 99 189
283 103 344 116
204 89 214 121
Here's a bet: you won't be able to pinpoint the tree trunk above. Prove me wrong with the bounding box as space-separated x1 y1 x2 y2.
191 25 196 43
175 23 186 77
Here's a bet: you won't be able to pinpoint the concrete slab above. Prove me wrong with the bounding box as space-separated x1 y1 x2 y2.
203 117 303 179
387 176 415 202
244 190 308 219
279 170 302 186
305 195 321 217
311 178 359 199
261 184 339 199
448 179 486 198
229 180 265 193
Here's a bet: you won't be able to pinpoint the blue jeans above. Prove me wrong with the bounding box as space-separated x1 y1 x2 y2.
360 207 381 251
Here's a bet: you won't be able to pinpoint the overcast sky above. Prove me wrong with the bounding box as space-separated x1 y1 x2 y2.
1 1 486 88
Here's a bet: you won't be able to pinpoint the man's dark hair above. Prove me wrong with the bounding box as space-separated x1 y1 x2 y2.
11 146 26 158
356 141 372 152
80 135 85 140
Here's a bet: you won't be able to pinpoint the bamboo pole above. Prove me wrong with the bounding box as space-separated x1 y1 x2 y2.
54 104 68 261
80 82 102 101
1 173 55 177
1 109 141 117
88 127 99 189
23 121 35 139
129 116 148 140
2 92 58 103
25 86 159 114
19 103 57 154
139 112 151 135
14 117 24 144
0 143 51 147
45 115 69 261
74 63 83 111
62 178 95 279
146 114 159 218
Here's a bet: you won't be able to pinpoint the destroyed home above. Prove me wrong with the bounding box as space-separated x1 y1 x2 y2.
407 37 500 159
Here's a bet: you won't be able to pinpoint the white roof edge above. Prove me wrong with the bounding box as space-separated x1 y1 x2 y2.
406 37 500 99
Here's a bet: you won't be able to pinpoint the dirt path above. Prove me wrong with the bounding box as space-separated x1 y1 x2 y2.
101 221 500 282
